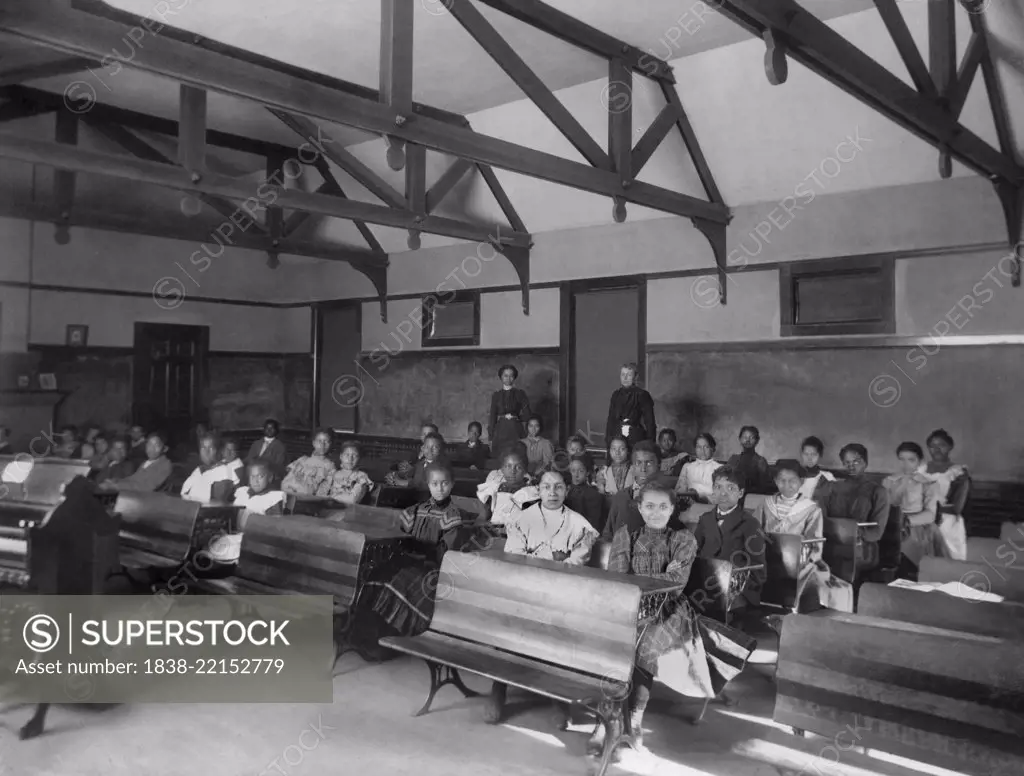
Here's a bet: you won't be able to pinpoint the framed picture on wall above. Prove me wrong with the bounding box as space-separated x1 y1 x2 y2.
66 324 89 347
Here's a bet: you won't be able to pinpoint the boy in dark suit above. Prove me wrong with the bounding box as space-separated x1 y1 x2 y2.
601 441 681 540
693 465 767 608
246 418 287 483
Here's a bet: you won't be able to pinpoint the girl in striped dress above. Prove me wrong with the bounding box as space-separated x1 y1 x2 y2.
281 429 336 496
368 461 471 637
596 436 634 496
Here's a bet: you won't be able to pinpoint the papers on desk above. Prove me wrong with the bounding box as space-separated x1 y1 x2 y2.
888 577 1005 603
0 537 27 556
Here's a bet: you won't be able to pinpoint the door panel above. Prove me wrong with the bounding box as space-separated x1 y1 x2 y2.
133 323 207 446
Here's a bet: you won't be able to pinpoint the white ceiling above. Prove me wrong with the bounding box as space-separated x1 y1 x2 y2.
4 0 1023 257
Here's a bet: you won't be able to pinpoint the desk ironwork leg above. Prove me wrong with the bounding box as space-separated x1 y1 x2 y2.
413 662 477 717
588 699 630 776
19 703 49 741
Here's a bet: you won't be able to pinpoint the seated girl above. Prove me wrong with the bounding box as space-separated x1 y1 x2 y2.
367 461 471 638
883 442 966 566
281 428 337 496
324 440 374 505
595 435 633 497
925 428 965 476
522 415 554 475
485 467 598 725
233 460 285 516
504 468 598 565
462 421 491 470
476 449 538 526
181 432 239 503
726 425 772 494
752 460 853 612
88 434 111 475
388 432 445 490
657 428 689 477
221 437 245 486
396 423 438 478
798 435 835 506
592 480 755 758
676 432 718 502
564 455 604 532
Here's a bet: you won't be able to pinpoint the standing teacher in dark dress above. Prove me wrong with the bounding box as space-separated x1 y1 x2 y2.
605 362 656 444
488 365 531 456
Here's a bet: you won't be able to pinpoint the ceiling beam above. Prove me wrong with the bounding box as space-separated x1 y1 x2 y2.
872 0 936 99
53 109 77 244
630 103 677 177
313 156 385 254
608 56 632 223
0 95 56 123
474 0 675 83
1 84 298 160
425 157 473 214
0 1 727 224
270 109 408 210
476 163 526 234
947 32 984 120
379 0 413 116
84 118 266 231
177 84 207 173
968 12 1014 160
69 0 468 127
928 0 956 177
448 0 609 169
0 132 534 248
658 81 724 205
709 0 1024 186
0 54 97 86
0 195 389 268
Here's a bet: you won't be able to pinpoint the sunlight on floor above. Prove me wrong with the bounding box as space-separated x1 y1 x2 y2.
715 709 793 733
867 749 970 776
503 724 567 749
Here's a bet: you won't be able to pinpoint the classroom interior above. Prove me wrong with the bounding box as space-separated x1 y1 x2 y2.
1 0 1023 775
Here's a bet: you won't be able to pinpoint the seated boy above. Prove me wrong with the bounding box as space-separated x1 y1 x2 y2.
461 421 490 470
221 437 245 484
127 425 148 465
388 432 446 491
99 437 136 482
396 422 439 477
692 465 767 609
564 455 604 533
180 432 240 503
99 431 172 492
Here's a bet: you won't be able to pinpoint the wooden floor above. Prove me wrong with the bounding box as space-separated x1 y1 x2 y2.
0 639 950 776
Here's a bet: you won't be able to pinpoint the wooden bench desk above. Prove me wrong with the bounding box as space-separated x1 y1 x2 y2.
761 533 826 613
380 550 655 776
1000 521 1022 542
966 536 1006 563
775 610 1024 776
858 582 1024 639
114 491 239 572
919 556 1024 603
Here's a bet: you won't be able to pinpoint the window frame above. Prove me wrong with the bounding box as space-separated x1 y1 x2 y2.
779 254 896 337
420 290 481 348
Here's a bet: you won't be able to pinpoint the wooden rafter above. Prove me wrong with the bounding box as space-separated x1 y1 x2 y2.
0 95 56 123
928 0 956 177
658 82 724 206
404 141 426 249
265 149 286 256
177 85 207 173
379 0 413 116
0 1 725 224
269 109 408 210
313 156 385 254
630 104 677 177
0 132 534 248
53 108 77 244
607 57 631 223
0 195 388 268
474 0 675 83
872 0 937 99
710 0 1024 186
448 0 608 169
475 163 526 234
85 118 265 231
0 54 97 86
2 85 296 159
968 12 1014 160
947 32 984 120
426 158 473 214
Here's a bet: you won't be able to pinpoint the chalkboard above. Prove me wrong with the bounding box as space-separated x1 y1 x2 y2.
207 354 310 430
355 352 559 443
648 345 1022 481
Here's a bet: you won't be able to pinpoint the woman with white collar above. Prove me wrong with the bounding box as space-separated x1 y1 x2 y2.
487 364 531 458
798 436 836 505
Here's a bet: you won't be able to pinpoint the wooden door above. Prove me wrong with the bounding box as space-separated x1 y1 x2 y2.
562 279 645 447
133 323 208 446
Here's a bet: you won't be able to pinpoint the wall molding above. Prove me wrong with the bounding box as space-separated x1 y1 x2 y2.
28 344 310 357
0 280 306 309
356 346 560 359
647 334 1024 353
